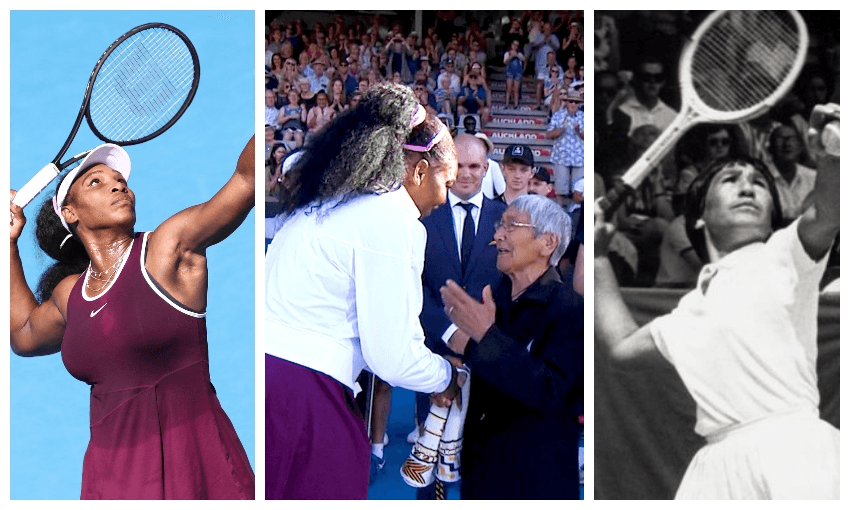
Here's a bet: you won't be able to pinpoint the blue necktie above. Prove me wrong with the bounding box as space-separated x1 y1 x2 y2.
459 202 475 276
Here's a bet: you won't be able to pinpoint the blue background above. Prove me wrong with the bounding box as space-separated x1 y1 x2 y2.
10 10 255 499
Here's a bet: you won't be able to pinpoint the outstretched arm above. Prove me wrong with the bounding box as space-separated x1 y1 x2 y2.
144 136 255 311
798 103 840 261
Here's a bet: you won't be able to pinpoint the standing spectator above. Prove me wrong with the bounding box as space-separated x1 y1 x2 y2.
547 89 584 208
558 21 584 69
498 144 535 205
503 39 526 108
329 78 349 114
438 59 462 96
767 124 817 221
543 66 565 109
266 143 288 199
532 23 560 109
457 71 490 126
615 58 677 137
296 77 317 111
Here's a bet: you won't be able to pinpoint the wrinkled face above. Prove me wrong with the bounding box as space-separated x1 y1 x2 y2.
265 90 276 106
64 165 136 231
288 90 299 104
706 128 731 161
494 207 546 275
566 96 580 115
528 177 553 196
501 160 533 192
770 125 802 164
451 137 487 200
701 162 774 248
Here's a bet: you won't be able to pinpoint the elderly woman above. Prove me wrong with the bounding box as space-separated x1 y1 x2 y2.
594 106 840 499
441 193 584 499
9 138 256 499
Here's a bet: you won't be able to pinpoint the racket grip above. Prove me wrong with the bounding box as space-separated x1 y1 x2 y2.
598 179 634 219
12 163 60 208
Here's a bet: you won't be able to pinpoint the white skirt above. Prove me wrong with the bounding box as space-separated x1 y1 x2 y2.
676 411 839 499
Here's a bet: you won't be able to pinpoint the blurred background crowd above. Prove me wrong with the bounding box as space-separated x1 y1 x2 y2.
594 11 840 288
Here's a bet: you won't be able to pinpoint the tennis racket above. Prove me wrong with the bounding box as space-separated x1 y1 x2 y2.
12 22 200 209
599 10 809 213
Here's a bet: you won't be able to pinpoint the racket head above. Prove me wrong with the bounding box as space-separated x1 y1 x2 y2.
84 23 200 147
680 10 809 122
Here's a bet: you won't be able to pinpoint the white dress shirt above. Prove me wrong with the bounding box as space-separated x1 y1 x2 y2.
440 190 485 344
265 187 452 393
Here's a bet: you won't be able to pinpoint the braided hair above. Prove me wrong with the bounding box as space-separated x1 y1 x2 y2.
278 83 454 217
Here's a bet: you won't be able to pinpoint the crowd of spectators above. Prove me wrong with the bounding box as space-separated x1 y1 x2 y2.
264 11 585 203
594 10 840 288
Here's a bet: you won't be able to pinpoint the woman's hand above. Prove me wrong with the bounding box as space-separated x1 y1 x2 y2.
10 190 26 242
440 280 496 342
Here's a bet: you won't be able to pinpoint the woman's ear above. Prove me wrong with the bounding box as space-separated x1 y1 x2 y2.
409 158 429 186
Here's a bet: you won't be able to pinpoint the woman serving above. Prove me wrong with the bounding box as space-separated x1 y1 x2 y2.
9 138 256 499
595 105 840 499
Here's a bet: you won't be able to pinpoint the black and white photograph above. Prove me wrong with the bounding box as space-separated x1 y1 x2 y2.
593 10 840 500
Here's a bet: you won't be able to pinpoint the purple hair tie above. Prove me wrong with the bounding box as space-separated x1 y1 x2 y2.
402 122 448 153
410 104 426 128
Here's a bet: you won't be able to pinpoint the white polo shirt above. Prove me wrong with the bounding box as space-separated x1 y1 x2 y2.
649 219 827 438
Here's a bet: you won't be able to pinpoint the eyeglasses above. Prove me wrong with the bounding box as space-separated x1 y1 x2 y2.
708 137 731 147
494 220 536 233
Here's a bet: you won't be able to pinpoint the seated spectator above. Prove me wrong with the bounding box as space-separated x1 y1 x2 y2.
498 144 535 204
614 124 675 286
296 77 317 111
438 59 462 96
348 91 362 109
279 90 306 151
265 89 282 131
305 90 335 135
654 215 702 289
466 39 487 67
460 114 479 135
337 59 359 97
674 124 739 201
305 60 330 94
269 53 286 83
503 39 526 108
413 80 438 116
537 51 563 110
457 71 490 126
528 167 554 198
543 66 565 109
568 176 584 237
264 124 277 161
768 123 817 221
329 78 349 114
275 80 294 108
266 142 287 200
434 73 456 118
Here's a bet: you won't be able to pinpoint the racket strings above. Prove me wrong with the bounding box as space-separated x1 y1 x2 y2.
90 27 196 142
691 11 801 113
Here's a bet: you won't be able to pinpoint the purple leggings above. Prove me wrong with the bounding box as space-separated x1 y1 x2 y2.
265 355 369 499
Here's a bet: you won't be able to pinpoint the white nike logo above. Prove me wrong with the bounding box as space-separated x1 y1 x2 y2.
90 303 108 318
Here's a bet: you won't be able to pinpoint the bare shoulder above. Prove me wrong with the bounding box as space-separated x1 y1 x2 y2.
51 273 83 320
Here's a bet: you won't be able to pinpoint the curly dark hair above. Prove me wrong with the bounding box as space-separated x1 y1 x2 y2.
34 180 90 302
278 83 455 217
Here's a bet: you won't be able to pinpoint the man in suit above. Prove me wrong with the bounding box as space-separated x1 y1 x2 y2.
413 132 507 498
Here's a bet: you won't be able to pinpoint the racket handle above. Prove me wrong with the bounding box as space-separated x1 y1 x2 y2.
12 163 60 208
598 179 634 219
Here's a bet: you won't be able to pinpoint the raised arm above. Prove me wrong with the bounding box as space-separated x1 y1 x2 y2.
798 103 840 260
143 136 254 311
593 202 667 370
9 193 76 356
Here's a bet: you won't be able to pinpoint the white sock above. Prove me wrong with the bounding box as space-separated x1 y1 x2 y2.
371 443 384 458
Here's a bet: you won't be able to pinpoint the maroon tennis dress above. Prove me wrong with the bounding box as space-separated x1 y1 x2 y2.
61 232 255 499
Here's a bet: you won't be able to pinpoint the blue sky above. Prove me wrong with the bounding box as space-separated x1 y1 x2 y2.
9 10 255 499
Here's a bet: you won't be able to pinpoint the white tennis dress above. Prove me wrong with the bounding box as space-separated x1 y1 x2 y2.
649 219 839 499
